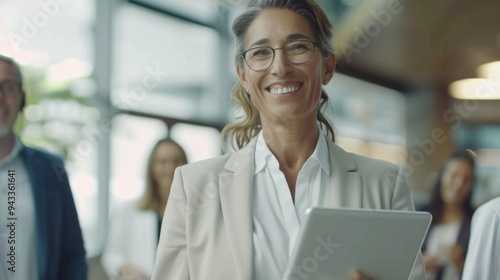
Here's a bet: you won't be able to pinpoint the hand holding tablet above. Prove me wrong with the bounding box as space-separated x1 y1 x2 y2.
283 208 432 280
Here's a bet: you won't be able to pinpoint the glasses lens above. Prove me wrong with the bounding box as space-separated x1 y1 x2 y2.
245 46 274 71
0 81 19 97
285 41 315 64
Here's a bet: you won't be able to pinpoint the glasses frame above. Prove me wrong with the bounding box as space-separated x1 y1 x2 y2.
239 40 318 72
0 80 22 98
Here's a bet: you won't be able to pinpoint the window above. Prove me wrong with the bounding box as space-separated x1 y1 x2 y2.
110 114 167 206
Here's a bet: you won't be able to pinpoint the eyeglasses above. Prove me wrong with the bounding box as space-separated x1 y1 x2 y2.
0 80 21 98
240 40 318 71
154 158 184 167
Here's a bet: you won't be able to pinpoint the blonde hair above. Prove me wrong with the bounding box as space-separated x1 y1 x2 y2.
221 0 336 151
137 138 187 212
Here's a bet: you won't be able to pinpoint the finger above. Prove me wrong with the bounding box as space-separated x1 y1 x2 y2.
351 271 366 280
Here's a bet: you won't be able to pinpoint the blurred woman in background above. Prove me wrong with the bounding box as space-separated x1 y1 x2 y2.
102 138 187 280
421 150 476 280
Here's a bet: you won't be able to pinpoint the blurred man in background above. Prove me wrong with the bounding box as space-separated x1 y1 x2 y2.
0 54 87 280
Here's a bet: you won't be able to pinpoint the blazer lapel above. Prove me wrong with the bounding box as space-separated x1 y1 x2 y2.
327 140 362 208
219 139 256 280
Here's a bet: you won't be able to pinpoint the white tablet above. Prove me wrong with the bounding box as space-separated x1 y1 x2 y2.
283 208 432 280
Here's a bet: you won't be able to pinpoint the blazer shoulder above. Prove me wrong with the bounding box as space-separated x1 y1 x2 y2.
344 149 400 174
21 145 71 189
174 153 237 196
22 145 64 164
179 153 232 175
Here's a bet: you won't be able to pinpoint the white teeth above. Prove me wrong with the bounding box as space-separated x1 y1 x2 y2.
269 85 300 95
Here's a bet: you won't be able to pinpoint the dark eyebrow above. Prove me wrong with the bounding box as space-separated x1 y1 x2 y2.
247 33 313 49
287 33 313 41
248 38 270 49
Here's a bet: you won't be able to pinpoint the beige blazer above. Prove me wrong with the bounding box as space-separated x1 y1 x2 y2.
152 138 426 280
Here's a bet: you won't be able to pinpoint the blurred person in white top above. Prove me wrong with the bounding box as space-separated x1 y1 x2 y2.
102 138 187 280
462 196 500 279
420 151 476 280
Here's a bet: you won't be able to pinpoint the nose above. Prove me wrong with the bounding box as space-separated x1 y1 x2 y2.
270 49 292 77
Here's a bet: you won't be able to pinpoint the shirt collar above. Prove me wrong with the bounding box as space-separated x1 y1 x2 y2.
254 128 330 175
0 136 23 166
311 129 330 175
255 131 272 175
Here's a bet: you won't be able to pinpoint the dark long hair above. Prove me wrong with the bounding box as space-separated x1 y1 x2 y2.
137 138 187 212
427 150 476 225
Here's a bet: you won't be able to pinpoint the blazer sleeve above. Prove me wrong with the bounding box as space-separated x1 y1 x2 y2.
389 165 427 280
389 165 416 211
55 158 88 280
151 167 190 280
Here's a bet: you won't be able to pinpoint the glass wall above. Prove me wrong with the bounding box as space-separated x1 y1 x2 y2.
0 0 102 256
109 115 221 208
113 4 221 120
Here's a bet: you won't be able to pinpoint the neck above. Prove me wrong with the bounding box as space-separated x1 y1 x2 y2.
261 116 319 170
0 132 15 161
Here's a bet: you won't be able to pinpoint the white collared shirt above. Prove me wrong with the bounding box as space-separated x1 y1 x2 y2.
252 130 331 280
0 138 38 280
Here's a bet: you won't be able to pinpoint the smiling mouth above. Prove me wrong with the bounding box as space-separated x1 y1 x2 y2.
267 84 302 95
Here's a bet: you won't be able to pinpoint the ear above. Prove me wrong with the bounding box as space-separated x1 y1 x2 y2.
236 64 248 90
322 53 336 85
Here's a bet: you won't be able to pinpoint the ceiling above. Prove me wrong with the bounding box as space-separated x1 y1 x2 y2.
333 0 500 88
331 0 500 124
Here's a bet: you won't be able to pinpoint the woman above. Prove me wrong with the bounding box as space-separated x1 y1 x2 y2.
152 1 425 279
421 150 476 280
102 138 187 280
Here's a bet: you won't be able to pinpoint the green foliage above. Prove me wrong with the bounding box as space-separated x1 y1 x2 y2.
17 65 96 160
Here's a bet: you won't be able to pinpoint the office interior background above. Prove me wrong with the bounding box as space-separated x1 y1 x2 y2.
1 0 499 278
